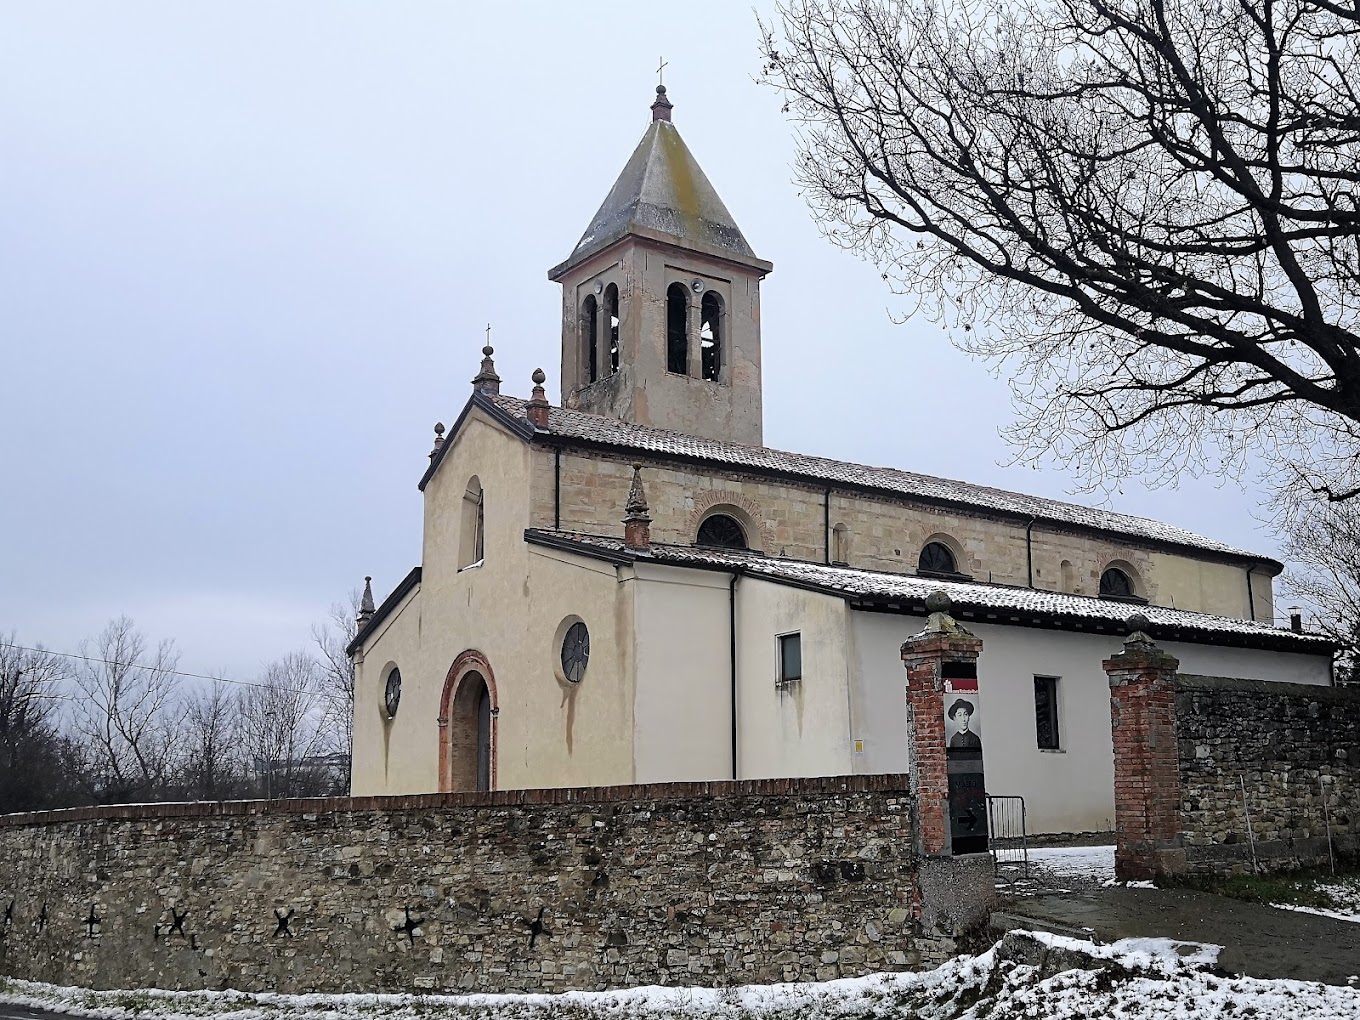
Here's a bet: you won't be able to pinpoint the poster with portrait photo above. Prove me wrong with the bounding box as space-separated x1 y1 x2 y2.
944 691 983 751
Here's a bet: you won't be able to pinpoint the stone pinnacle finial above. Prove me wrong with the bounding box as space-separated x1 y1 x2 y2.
651 84 673 122
527 368 550 428
357 576 376 630
472 340 501 396
920 588 973 637
1123 611 1158 651
925 590 952 614
623 464 652 551
429 421 446 460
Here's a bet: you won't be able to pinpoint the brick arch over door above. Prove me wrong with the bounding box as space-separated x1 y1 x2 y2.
438 650 499 793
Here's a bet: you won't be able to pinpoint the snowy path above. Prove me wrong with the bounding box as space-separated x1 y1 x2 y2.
3 932 1360 1020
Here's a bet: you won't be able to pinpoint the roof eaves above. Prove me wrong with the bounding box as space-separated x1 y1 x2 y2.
548 229 773 283
418 392 535 492
347 566 422 656
842 591 1334 656
524 529 638 566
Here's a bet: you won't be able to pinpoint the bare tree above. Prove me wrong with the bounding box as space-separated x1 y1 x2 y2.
1284 501 1360 682
69 617 182 803
234 652 330 799
181 683 241 800
0 634 72 811
311 589 360 763
763 0 1360 513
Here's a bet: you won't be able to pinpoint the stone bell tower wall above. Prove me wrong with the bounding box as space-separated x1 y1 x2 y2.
556 240 764 447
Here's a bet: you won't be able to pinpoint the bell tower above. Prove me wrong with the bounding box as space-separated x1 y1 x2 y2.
548 86 773 447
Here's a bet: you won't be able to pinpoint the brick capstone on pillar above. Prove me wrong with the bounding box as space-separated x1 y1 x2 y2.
901 591 983 858
1103 612 1184 882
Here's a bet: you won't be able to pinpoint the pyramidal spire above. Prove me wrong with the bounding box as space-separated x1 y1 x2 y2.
549 84 771 281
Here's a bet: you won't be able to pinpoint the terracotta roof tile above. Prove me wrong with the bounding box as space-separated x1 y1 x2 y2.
526 530 1329 654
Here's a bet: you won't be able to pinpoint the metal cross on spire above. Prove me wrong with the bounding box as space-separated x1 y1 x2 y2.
485 323 492 345
656 57 668 87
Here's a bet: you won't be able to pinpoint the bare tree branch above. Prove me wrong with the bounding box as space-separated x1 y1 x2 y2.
762 0 1360 509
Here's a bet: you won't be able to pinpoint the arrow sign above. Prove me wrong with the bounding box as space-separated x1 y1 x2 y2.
957 806 978 831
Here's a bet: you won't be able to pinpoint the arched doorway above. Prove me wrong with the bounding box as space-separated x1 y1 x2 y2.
439 651 498 792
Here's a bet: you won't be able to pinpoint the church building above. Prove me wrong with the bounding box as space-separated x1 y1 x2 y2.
348 86 1334 835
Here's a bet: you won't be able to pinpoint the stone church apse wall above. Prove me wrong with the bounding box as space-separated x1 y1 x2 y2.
0 776 992 994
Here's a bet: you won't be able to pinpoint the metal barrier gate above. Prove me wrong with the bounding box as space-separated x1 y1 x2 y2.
986 794 1029 881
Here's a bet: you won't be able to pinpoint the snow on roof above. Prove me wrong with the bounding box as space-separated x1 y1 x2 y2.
525 531 1330 654
492 394 1276 566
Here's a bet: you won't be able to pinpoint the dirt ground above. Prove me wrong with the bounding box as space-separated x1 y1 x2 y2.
999 856 1360 986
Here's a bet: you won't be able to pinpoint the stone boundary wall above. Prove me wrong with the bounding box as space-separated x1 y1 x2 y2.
1174 675 1360 874
0 775 993 994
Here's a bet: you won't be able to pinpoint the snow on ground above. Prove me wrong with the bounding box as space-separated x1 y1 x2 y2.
4 931 1360 1020
1028 843 1116 882
1272 881 1360 924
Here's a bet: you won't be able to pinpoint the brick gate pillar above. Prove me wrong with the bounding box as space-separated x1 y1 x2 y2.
902 591 984 856
1103 612 1184 881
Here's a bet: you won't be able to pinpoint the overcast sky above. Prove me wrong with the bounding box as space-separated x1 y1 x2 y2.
0 2 1289 685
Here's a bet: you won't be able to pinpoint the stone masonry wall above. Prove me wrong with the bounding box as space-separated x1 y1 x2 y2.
0 776 991 995
529 447 1235 617
1175 675 1360 874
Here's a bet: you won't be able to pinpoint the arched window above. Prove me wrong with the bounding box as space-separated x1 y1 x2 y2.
666 282 689 375
459 476 484 568
604 283 620 375
918 541 958 576
697 513 748 550
1060 559 1077 593
700 291 722 381
582 295 599 384
1099 567 1136 599
832 523 849 565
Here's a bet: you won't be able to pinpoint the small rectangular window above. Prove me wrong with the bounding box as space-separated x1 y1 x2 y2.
778 633 802 685
1034 676 1060 750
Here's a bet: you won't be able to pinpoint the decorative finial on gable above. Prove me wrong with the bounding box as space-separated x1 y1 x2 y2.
357 576 375 630
472 331 501 396
527 368 550 428
651 84 673 122
429 421 446 460
623 464 652 551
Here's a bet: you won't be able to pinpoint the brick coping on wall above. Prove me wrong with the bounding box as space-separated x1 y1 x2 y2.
1177 673 1353 700
0 773 913 829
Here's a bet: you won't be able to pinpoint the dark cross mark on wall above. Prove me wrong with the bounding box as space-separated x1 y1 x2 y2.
168 907 189 939
34 902 47 934
522 906 551 949
4 899 12 926
392 905 424 946
84 905 100 938
273 908 294 938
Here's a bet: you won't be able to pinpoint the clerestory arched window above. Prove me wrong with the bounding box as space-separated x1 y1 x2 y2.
697 513 748 550
582 295 599 384
666 282 689 375
604 283 620 375
700 291 723 381
918 541 958 576
1099 567 1138 599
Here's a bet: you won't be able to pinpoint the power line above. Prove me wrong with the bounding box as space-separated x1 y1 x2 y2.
0 643 323 697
